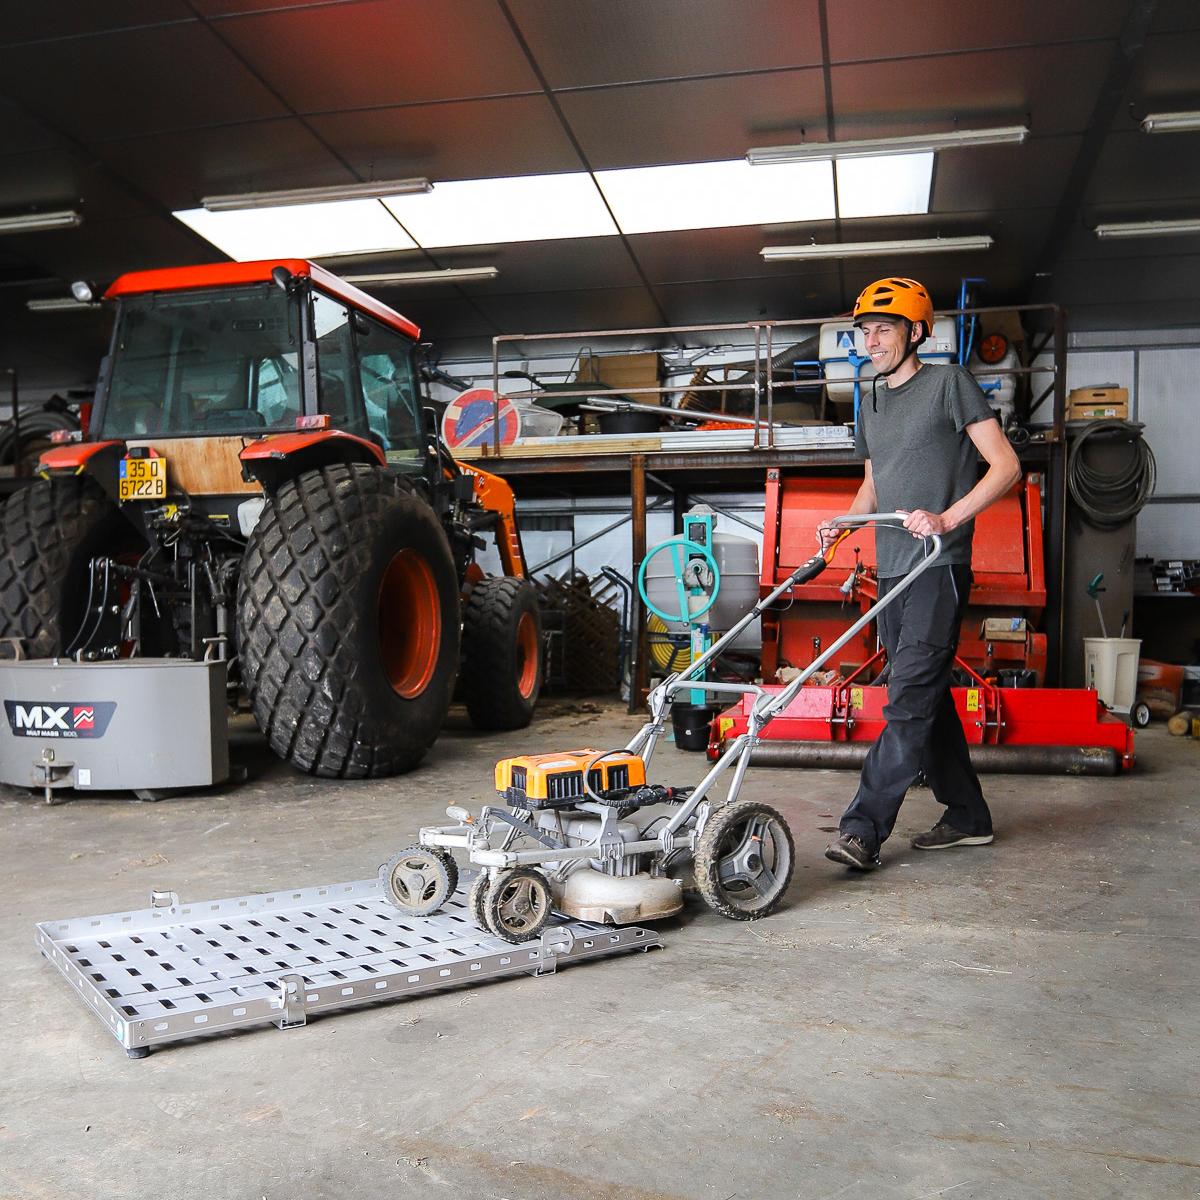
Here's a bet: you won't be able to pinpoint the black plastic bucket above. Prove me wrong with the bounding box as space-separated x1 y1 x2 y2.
671 702 721 752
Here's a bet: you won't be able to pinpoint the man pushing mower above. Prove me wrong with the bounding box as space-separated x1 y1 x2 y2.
821 278 1021 870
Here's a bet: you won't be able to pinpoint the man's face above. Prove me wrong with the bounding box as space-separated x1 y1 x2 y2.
858 317 918 374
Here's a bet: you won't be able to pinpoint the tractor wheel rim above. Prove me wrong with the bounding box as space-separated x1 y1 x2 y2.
379 549 441 699
515 611 538 699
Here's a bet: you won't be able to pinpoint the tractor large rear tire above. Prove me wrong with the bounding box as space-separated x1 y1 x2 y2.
237 464 460 778
462 576 542 730
0 478 133 658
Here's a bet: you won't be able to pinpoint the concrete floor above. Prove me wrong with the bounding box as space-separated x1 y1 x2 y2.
1 701 1197 1200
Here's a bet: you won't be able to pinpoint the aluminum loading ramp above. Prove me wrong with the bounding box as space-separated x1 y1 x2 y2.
36 875 662 1058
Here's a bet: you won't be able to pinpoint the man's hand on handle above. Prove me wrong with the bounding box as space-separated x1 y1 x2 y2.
900 508 951 538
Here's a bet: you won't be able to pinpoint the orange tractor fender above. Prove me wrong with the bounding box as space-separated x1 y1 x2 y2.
239 429 386 493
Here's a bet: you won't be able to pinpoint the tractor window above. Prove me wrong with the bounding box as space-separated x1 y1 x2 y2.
312 292 369 439
354 318 423 460
99 284 304 438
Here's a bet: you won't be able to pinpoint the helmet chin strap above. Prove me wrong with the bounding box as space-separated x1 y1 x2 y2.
870 319 921 412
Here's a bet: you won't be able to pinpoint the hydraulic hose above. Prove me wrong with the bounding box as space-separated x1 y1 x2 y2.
1067 419 1156 529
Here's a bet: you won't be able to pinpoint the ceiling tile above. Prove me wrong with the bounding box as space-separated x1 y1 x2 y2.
0 24 288 143
511 0 822 88
0 100 67 156
0 150 153 222
1128 30 1200 110
826 0 1128 62
1084 129 1200 208
473 286 663 336
558 69 826 170
830 42 1114 140
98 120 355 209
308 95 579 183
215 0 539 111
931 135 1082 212
0 2 194 46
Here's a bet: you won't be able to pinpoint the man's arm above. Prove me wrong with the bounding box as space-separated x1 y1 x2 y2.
819 460 876 547
901 418 1021 538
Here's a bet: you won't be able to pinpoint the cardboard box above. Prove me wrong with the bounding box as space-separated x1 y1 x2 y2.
577 352 662 403
1068 386 1129 420
981 617 1029 643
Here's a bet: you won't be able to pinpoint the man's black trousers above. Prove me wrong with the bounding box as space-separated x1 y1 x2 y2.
839 563 992 851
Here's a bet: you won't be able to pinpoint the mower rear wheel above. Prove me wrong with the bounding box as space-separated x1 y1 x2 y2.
694 800 794 921
238 464 460 778
461 577 543 730
484 866 552 943
0 477 139 658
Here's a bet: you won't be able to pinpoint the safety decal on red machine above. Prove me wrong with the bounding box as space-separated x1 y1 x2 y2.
4 701 117 739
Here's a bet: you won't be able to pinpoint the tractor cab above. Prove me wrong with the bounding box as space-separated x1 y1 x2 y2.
95 259 426 465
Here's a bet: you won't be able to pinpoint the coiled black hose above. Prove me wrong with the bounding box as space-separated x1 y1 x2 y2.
1067 419 1156 529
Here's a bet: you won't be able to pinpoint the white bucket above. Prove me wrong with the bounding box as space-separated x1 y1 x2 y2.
1083 637 1141 714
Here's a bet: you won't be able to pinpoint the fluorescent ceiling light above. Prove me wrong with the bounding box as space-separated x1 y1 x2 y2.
26 297 99 312
761 235 993 261
175 200 417 261
202 178 430 211
383 173 617 248
835 153 932 219
1140 111 1200 134
1094 218 1200 239
343 266 499 285
0 210 82 234
747 125 1028 164
595 159 835 234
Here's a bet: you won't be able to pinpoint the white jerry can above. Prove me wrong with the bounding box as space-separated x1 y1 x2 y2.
819 317 959 403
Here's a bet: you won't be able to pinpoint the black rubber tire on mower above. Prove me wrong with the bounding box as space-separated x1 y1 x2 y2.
461 576 543 731
0 477 137 658
237 464 460 778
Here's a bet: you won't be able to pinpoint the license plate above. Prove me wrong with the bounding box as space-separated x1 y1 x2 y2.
118 455 166 501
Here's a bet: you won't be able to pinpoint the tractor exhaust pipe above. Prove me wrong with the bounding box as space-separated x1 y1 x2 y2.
748 741 1120 776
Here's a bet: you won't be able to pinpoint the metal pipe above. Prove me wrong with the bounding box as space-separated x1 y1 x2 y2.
579 396 783 427
748 741 1119 776
526 497 670 576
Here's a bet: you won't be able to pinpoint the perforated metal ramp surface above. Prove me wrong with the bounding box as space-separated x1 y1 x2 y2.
35 875 662 1057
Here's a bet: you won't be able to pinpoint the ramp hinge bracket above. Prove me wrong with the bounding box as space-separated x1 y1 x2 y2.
534 926 574 976
272 972 308 1029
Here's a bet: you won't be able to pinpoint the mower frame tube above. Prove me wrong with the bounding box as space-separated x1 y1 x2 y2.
633 514 940 842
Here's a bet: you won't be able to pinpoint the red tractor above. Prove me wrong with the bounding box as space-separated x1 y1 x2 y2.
0 259 542 778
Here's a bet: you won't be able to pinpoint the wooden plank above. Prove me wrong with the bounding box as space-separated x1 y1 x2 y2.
127 436 262 495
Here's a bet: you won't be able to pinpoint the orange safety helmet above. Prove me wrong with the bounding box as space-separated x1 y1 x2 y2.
852 277 935 342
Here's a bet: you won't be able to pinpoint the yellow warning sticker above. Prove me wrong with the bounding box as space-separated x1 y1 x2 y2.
850 687 864 709
719 717 734 736
966 688 980 712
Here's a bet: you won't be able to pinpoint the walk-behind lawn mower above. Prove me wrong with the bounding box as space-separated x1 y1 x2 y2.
379 513 939 943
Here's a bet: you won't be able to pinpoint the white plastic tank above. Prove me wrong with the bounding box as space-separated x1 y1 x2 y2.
643 506 761 644
819 317 958 402
968 333 1019 427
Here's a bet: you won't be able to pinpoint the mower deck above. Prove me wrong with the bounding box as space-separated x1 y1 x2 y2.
36 874 660 1058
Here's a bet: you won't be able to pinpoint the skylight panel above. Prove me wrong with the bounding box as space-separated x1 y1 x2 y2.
595 159 835 234
173 200 417 261
834 152 933 219
382 173 619 248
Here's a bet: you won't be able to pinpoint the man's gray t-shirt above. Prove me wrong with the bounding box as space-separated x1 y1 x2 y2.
854 363 996 577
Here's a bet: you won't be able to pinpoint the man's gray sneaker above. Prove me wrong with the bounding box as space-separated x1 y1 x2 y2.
911 821 994 850
825 834 881 870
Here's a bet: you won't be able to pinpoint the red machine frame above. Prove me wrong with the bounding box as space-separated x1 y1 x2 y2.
759 469 1048 683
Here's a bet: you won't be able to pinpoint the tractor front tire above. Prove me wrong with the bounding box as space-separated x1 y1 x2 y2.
0 478 133 658
238 464 460 778
461 577 542 731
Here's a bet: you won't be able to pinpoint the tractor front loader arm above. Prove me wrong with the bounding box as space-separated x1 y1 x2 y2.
453 461 528 579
